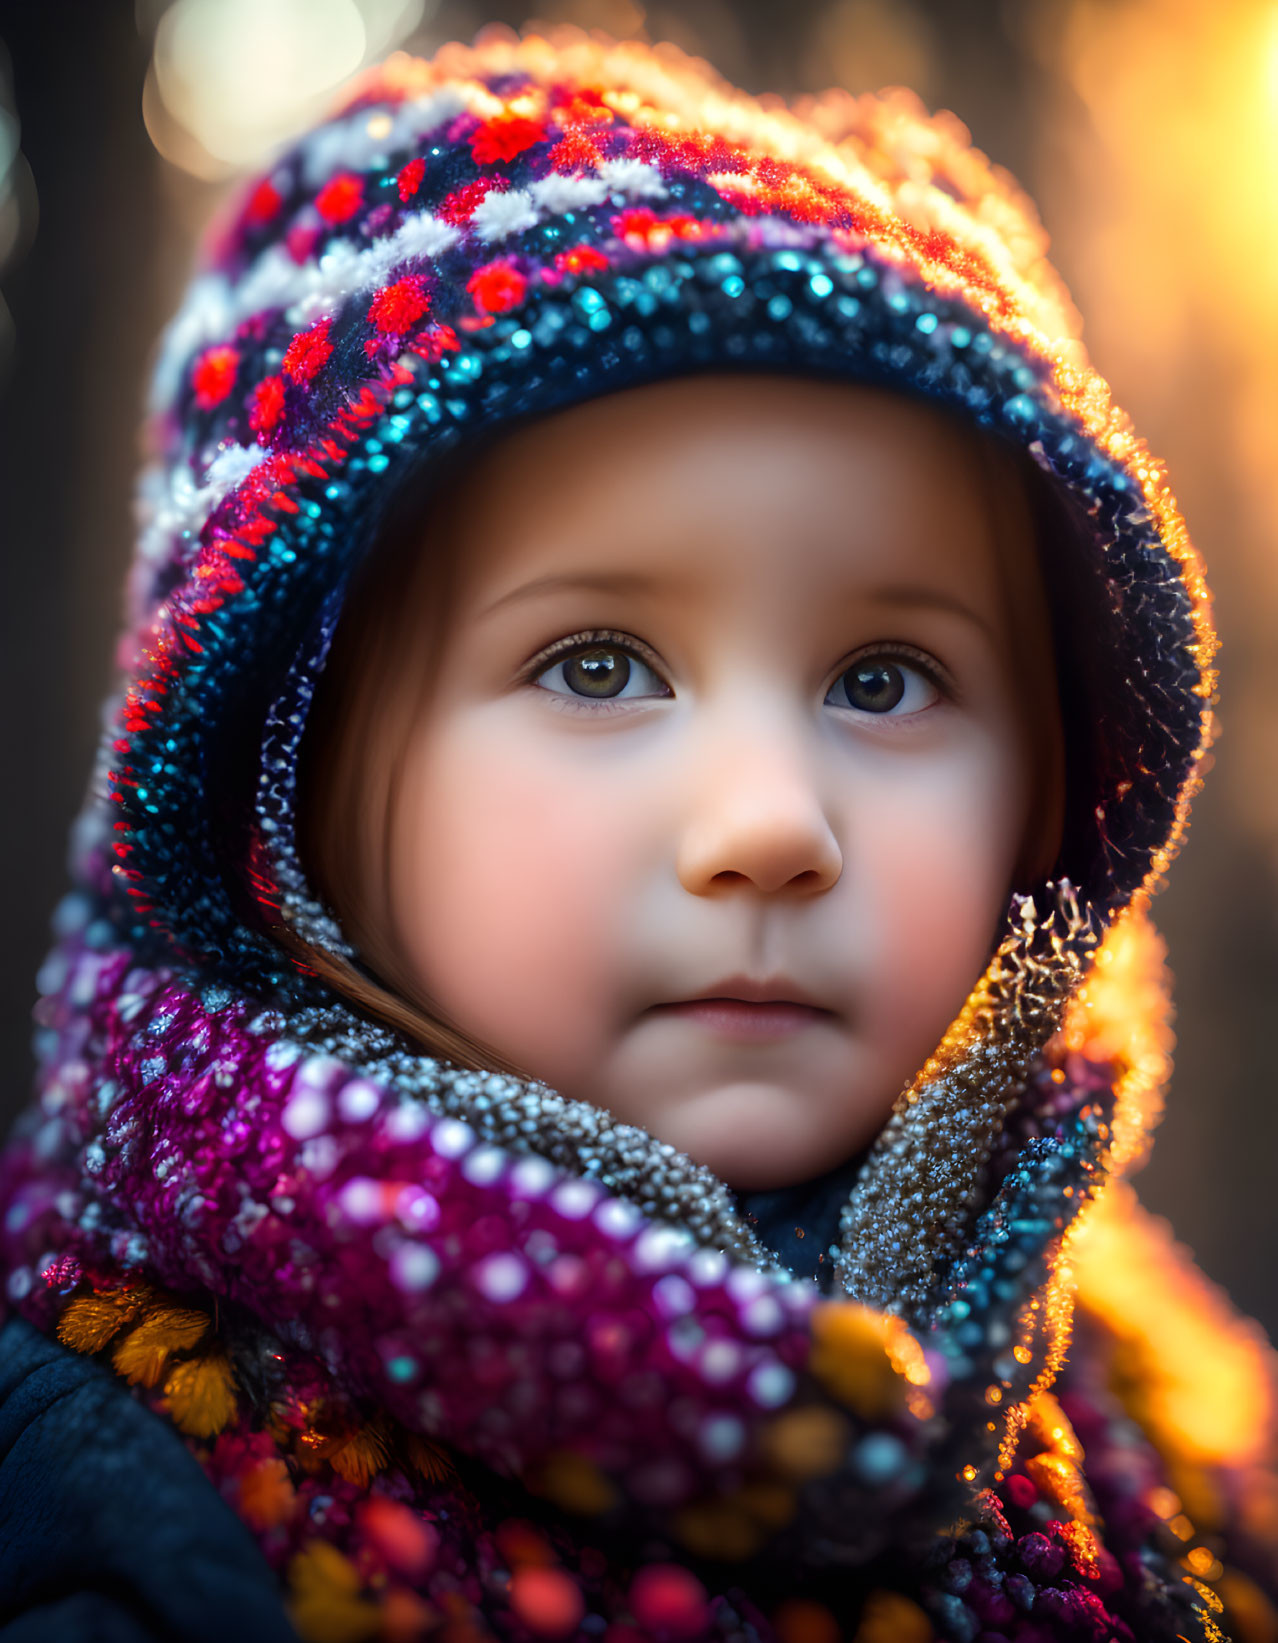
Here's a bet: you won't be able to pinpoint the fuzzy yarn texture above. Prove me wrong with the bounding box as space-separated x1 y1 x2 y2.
2 28 1277 1643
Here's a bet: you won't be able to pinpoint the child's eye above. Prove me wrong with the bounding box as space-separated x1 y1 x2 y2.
825 654 940 716
526 635 943 715
532 638 671 703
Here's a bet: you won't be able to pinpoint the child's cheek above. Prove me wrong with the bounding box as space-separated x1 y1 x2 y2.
387 708 647 1086
840 735 1027 1047
866 815 997 1042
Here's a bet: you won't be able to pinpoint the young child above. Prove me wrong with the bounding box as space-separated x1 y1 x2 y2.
1 27 1275 1643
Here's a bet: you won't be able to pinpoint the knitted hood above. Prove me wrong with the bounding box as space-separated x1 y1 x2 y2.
0 29 1230 1632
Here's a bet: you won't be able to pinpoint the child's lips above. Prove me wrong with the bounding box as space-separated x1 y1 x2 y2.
649 998 834 1040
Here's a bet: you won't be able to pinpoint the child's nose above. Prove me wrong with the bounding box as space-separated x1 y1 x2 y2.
675 720 843 898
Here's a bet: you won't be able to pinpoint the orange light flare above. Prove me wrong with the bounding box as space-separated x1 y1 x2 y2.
882 1315 935 1420
1057 909 1174 1177
1053 906 1277 1473
882 1315 931 1387
1071 1182 1277 1471
1026 0 1278 857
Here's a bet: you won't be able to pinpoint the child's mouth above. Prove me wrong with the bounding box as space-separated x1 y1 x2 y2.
651 998 832 1040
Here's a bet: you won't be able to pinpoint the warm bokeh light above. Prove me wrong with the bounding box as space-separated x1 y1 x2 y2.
144 0 430 178
800 0 937 108
1072 1182 1275 1471
1024 0 1278 871
1053 907 1274 1499
1267 6 1278 106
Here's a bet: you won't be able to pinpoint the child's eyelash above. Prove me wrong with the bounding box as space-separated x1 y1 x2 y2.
518 629 666 684
517 632 957 702
835 641 957 700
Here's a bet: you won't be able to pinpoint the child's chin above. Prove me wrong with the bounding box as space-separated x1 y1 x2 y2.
641 1078 884 1192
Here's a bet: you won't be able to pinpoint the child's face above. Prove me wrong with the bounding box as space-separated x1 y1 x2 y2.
368 375 1056 1190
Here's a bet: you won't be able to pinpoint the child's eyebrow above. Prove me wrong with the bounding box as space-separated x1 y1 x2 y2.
479 570 671 618
864 586 997 641
478 572 995 642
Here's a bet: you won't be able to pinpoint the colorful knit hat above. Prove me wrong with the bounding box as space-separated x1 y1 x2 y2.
80 29 1211 1318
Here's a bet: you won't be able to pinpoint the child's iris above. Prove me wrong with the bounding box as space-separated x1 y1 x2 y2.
837 661 905 713
538 643 933 713
564 647 632 697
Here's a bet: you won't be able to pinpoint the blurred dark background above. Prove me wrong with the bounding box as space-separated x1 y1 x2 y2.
3 0 1276 1335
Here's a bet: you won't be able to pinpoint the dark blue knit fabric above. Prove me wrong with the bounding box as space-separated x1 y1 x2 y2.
0 1316 297 1642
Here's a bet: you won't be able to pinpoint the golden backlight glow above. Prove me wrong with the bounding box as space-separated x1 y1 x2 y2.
144 0 426 177
1061 910 1174 1175
1071 1184 1275 1472
1035 0 1278 860
1052 910 1276 1488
